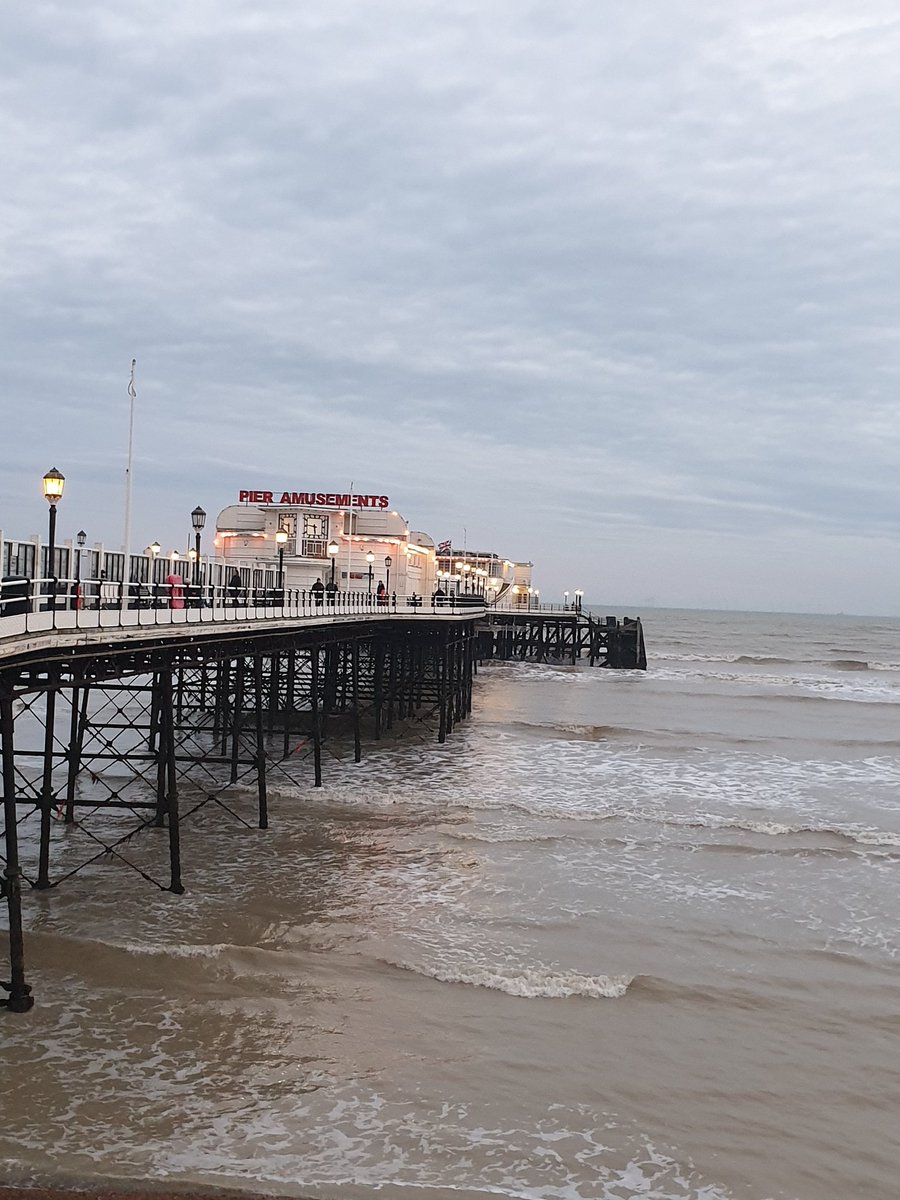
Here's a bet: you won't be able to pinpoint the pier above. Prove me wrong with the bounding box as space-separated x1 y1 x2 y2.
2 573 645 1013
1 581 482 1012
480 606 646 669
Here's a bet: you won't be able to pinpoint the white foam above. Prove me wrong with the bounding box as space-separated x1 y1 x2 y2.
117 940 232 958
383 957 633 999
660 811 900 849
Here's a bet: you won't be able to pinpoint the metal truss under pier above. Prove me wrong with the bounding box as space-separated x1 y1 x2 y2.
479 610 646 669
1 614 479 1012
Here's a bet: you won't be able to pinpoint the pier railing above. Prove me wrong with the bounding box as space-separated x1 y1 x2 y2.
0 576 485 646
490 602 584 614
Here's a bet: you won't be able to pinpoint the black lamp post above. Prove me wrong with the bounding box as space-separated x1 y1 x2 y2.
328 539 340 587
276 528 288 589
75 529 86 605
42 468 65 610
191 506 206 587
384 554 392 595
366 550 374 594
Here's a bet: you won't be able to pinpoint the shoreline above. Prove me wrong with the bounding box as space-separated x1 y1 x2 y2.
0 1188 288 1200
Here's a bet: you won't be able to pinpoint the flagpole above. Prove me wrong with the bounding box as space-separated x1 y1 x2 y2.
346 481 354 591
123 359 136 568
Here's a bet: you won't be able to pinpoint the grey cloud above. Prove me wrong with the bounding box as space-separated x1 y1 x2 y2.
2 1 900 612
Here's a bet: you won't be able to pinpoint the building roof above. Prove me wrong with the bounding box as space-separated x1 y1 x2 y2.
216 505 266 532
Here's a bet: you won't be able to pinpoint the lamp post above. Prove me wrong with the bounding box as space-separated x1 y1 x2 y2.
384 554 392 595
564 590 569 609
42 468 65 610
366 550 374 593
327 539 340 587
149 541 160 589
75 529 86 607
574 589 583 612
191 506 206 587
275 528 288 589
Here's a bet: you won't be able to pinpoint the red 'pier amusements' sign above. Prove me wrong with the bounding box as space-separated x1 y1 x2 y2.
239 490 390 508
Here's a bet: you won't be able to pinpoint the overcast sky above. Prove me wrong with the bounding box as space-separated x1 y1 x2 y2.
2 1 899 614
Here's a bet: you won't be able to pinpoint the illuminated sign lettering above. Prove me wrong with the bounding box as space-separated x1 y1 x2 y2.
239 490 390 509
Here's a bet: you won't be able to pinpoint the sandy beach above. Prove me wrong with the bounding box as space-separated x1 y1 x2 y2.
0 1189 281 1200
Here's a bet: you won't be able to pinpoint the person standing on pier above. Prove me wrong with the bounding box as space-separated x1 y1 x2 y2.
311 578 324 607
228 570 242 607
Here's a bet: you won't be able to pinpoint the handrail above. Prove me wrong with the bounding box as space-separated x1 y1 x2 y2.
0 576 485 647
489 602 585 614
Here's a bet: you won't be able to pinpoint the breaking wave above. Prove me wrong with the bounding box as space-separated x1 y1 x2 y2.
381 957 634 999
734 655 794 665
659 813 900 850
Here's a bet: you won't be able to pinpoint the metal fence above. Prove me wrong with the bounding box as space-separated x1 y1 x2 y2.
0 576 486 645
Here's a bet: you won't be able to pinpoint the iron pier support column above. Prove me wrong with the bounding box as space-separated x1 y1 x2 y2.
310 647 323 787
65 678 89 824
253 655 269 829
283 649 296 759
438 632 449 744
267 654 280 736
386 638 397 730
229 658 245 784
351 639 362 764
37 669 59 890
1 689 34 1011
159 668 184 895
374 641 385 740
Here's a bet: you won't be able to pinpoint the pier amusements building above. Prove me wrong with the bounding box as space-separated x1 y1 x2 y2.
214 488 531 602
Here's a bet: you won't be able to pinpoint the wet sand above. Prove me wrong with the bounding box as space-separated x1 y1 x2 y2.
0 1189 285 1200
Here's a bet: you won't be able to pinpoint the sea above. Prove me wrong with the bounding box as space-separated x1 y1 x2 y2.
1 607 898 1200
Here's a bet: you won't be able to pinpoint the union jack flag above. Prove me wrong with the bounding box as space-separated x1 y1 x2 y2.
437 539 452 555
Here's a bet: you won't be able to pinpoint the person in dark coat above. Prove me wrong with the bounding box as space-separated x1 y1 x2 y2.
228 570 242 606
311 578 325 606
376 580 387 606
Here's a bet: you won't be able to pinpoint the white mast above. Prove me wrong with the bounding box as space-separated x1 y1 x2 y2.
123 359 136 568
346 480 354 589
